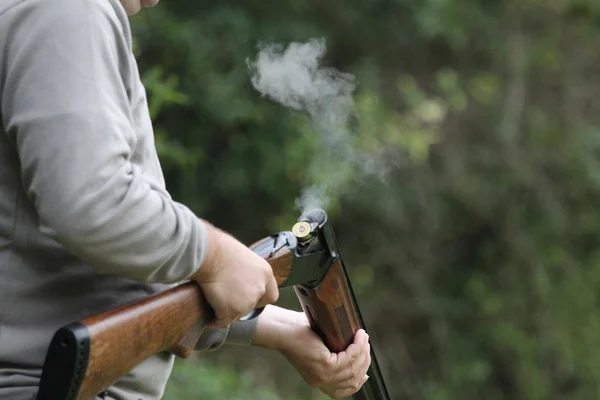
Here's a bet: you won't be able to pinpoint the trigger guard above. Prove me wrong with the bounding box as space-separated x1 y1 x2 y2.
240 307 265 321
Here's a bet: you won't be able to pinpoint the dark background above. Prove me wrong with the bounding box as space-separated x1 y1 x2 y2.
130 1 600 399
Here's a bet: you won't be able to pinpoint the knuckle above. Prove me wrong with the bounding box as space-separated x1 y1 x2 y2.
324 356 337 370
260 261 272 275
257 285 267 299
350 357 358 372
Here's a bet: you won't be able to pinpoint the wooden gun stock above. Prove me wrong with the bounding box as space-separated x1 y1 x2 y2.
70 283 210 400
38 218 390 400
36 239 294 400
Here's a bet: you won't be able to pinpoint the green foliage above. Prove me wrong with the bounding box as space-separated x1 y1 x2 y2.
163 359 312 400
131 0 600 399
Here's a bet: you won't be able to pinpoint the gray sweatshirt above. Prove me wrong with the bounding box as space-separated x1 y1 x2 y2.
0 0 257 399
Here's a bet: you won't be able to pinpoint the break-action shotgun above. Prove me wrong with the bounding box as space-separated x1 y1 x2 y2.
36 209 390 400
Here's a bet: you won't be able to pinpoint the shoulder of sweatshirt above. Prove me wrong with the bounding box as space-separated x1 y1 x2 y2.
0 0 134 101
0 0 209 284
0 0 130 27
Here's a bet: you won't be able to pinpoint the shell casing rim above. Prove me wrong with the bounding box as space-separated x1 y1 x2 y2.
292 221 313 241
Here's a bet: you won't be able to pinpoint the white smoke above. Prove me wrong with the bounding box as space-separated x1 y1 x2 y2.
247 38 392 212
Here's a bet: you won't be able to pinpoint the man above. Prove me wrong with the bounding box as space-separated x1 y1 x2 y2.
0 0 372 399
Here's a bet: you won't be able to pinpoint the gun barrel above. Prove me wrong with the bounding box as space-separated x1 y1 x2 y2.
292 218 391 400
341 255 391 400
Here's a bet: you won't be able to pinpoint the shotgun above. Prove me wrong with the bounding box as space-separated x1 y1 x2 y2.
36 209 390 400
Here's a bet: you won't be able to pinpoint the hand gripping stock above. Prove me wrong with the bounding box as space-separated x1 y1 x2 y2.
36 210 390 400
36 235 297 400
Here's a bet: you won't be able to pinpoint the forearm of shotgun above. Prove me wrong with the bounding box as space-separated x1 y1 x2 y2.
293 255 391 400
293 258 359 352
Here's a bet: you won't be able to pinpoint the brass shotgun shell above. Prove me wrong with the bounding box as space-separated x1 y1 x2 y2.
292 221 312 241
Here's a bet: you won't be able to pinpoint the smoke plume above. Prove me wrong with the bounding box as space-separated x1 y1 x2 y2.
247 38 392 212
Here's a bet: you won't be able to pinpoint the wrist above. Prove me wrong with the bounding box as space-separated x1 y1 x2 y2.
252 305 308 351
191 220 221 282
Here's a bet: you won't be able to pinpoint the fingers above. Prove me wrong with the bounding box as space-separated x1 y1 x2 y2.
359 342 371 377
330 334 371 389
331 375 370 399
208 319 231 329
267 275 279 302
194 225 282 331
320 330 372 398
209 311 240 328
211 283 279 328
209 300 255 328
256 275 279 308
335 330 368 370
332 341 371 388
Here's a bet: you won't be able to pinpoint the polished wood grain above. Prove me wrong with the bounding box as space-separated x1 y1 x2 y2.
74 235 295 399
269 246 294 286
76 282 211 400
248 236 294 286
294 258 361 353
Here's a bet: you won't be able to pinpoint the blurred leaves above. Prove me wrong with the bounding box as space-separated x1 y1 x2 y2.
163 359 317 400
132 0 600 399
143 66 190 119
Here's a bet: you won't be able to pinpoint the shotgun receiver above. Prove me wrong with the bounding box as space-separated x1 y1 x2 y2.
36 209 390 400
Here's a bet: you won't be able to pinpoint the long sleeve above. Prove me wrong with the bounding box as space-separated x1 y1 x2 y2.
1 0 207 284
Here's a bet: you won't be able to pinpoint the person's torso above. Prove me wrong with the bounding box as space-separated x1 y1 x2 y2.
0 1 174 398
